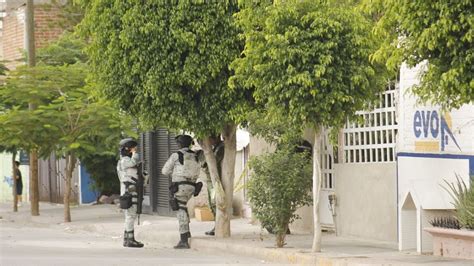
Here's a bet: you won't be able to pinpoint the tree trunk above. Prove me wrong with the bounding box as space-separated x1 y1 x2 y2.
200 138 226 206
30 150 39 216
12 151 18 212
26 0 35 67
276 223 289 248
217 123 237 237
311 130 322 252
64 152 76 223
199 123 237 238
200 137 227 235
26 0 38 217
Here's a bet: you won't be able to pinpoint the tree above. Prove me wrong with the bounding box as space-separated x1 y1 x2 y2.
0 33 130 222
36 79 127 222
26 0 40 216
363 0 473 109
0 65 67 163
231 0 387 252
0 63 128 222
247 145 312 247
80 1 246 237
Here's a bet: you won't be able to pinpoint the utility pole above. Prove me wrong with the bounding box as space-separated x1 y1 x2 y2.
12 151 18 212
26 0 39 216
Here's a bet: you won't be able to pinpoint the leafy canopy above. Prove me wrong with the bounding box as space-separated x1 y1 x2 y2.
0 34 131 160
363 0 473 109
80 1 245 136
0 64 86 155
232 0 387 130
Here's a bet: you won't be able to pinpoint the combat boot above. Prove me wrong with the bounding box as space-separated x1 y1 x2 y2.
173 233 190 249
205 227 215 236
124 230 144 248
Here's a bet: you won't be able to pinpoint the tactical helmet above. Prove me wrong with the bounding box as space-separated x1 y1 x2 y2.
175 135 193 148
119 138 138 149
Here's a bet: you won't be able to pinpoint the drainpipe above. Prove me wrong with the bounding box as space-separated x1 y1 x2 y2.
328 192 337 236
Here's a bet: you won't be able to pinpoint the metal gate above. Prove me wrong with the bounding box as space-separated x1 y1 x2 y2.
319 130 335 228
38 153 79 204
140 129 179 217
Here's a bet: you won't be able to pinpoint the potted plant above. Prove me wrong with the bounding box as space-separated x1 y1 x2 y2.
424 175 474 260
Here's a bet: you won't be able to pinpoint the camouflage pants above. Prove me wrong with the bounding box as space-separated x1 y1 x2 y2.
124 191 137 232
206 179 216 218
174 184 195 234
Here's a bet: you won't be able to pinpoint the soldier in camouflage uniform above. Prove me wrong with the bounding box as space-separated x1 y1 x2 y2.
162 135 202 249
117 138 144 248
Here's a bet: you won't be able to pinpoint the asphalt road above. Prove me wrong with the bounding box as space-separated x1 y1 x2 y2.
0 220 268 266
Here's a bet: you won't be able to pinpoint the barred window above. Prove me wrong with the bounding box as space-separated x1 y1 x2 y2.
342 82 398 163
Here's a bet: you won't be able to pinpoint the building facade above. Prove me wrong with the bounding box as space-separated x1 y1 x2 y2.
247 64 474 250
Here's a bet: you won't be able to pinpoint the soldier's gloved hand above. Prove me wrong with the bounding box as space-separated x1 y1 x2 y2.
127 185 137 193
143 171 150 185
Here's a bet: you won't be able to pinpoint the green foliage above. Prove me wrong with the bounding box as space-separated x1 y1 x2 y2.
0 64 84 155
364 0 473 109
79 1 245 137
80 154 120 195
247 147 312 247
44 0 85 32
0 62 7 75
444 175 474 230
37 34 88 66
0 35 131 194
244 106 305 146
232 0 387 132
36 83 125 158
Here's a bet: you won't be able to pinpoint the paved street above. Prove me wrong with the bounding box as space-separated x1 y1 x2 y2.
1 203 472 265
0 216 268 266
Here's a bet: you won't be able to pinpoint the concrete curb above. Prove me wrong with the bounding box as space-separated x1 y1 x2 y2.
2 204 471 266
189 237 376 265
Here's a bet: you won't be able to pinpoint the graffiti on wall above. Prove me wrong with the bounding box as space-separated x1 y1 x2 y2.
413 110 461 152
3 176 13 187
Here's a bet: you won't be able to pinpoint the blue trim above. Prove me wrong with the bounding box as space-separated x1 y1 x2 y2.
397 152 474 160
397 152 474 177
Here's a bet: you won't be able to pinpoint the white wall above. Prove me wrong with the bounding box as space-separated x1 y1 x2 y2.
334 162 398 243
398 156 470 210
0 152 29 203
397 63 474 253
398 63 474 155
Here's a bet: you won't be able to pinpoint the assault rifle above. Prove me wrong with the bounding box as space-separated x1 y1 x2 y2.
136 162 147 225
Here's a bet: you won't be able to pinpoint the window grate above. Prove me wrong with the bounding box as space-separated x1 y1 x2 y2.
342 82 399 163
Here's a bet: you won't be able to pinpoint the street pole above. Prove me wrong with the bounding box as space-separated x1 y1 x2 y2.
12 151 18 212
26 0 39 216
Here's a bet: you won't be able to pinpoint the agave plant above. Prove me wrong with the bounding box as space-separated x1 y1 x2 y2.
430 217 461 229
443 174 474 230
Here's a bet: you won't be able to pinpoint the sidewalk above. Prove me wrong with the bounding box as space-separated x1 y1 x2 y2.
1 203 471 265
